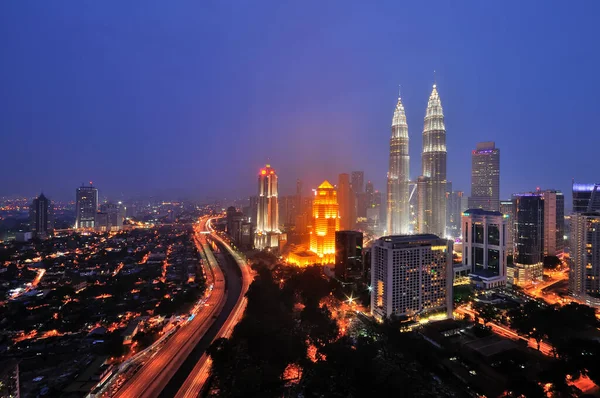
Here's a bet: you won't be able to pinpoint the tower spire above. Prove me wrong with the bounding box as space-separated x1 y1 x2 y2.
398 84 401 98
433 70 437 87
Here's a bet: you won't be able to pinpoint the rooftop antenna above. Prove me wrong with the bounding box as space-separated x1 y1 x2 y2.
398 84 401 98
433 70 437 88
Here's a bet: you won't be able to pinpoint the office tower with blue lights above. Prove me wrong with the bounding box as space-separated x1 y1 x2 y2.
386 91 410 235
76 183 98 229
418 84 447 237
468 142 500 211
573 182 600 213
371 234 453 321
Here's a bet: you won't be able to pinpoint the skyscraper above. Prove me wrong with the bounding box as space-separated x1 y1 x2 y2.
572 182 600 213
386 92 410 235
351 171 364 194
98 202 125 231
371 234 452 321
500 200 514 255
76 183 98 229
338 173 355 231
468 142 500 211
541 190 564 257
461 209 507 289
446 182 466 239
419 84 447 237
335 230 363 282
508 193 544 286
309 180 340 263
255 164 280 249
30 193 53 235
569 212 600 305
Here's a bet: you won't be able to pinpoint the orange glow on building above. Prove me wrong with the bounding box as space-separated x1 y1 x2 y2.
309 180 339 264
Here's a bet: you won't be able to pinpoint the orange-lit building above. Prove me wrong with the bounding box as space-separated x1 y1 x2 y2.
288 180 340 266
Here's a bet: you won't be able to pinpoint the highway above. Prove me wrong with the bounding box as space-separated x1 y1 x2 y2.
112 217 236 398
172 218 253 398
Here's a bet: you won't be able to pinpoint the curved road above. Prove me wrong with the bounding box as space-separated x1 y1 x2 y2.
114 217 246 398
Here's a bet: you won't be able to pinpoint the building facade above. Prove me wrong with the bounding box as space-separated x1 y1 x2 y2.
338 173 355 231
418 84 447 237
351 171 364 194
309 180 340 264
386 92 410 235
371 234 452 321
573 182 600 213
500 200 514 255
335 230 363 282
446 184 466 239
255 164 280 249
542 190 565 257
30 193 53 235
461 209 507 289
569 212 600 306
509 193 544 286
76 183 98 229
468 142 500 211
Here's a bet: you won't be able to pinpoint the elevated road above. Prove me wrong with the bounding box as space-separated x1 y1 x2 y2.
173 219 253 398
113 217 234 398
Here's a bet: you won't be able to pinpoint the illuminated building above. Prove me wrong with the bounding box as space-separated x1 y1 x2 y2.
418 84 447 237
572 182 600 213
468 142 500 211
29 193 53 235
541 190 564 257
387 91 410 235
335 230 363 282
461 209 507 289
508 193 544 286
569 212 600 306
255 164 280 249
75 183 98 229
500 200 514 255
338 173 355 230
371 234 452 321
309 180 340 263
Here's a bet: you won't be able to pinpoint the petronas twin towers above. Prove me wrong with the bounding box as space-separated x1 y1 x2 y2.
386 84 447 237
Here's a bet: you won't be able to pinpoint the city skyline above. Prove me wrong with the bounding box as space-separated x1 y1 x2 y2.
2 2 600 205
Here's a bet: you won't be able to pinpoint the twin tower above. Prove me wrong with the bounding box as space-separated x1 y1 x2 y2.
386 84 447 237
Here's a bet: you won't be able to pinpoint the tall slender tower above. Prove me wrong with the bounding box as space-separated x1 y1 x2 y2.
386 90 410 235
420 84 447 236
255 164 280 249
338 173 355 230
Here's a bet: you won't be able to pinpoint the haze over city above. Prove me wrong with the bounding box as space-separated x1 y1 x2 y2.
2 1 599 204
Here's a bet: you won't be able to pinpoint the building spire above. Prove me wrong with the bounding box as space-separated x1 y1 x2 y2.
398 84 401 99
433 70 437 88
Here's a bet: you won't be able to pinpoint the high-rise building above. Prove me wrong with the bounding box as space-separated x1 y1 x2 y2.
508 193 544 286
500 200 514 255
335 230 363 282
386 91 410 235
30 193 53 235
461 209 507 289
408 181 418 233
446 183 465 239
351 171 364 193
309 180 340 263
371 234 452 321
278 195 299 230
419 84 447 237
338 173 355 231
98 202 125 231
569 212 600 306
76 183 98 229
572 182 600 213
255 164 280 249
542 190 565 257
468 142 500 211
366 181 375 206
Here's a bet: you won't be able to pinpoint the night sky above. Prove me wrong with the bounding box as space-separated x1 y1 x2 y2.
1 2 599 206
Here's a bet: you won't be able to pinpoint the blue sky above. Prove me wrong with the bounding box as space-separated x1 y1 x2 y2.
1 1 599 206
